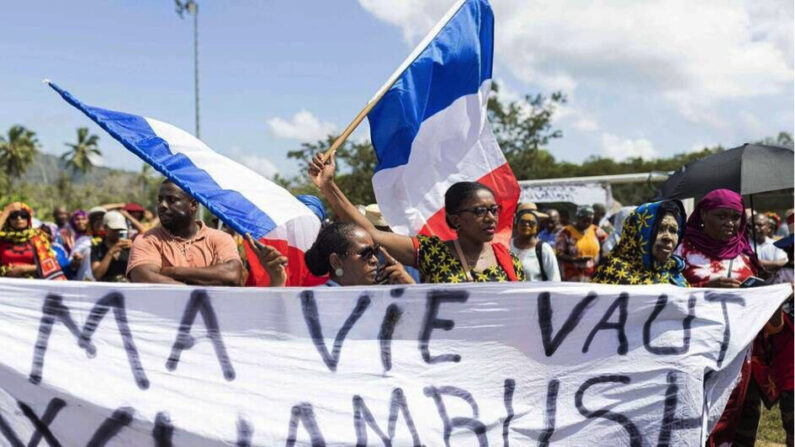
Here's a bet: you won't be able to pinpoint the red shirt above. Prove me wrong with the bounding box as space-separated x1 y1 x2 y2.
675 239 756 287
0 240 35 268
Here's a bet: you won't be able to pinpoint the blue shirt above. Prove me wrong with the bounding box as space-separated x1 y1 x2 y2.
538 229 559 245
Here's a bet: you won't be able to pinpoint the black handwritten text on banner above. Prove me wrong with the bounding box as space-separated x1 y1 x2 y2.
0 279 788 446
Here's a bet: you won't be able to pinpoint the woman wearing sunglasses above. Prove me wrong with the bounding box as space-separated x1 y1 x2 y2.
308 153 524 284
0 202 65 280
304 222 415 286
511 209 560 282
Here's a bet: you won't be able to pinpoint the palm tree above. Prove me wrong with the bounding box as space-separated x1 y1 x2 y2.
62 127 102 174
0 125 39 182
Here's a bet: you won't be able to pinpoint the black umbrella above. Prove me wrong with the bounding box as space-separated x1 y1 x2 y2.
657 143 794 256
656 143 794 200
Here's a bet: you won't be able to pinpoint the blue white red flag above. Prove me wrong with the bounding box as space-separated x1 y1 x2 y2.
367 0 519 244
47 82 323 286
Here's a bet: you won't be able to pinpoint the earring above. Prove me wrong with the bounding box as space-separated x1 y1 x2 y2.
335 268 344 277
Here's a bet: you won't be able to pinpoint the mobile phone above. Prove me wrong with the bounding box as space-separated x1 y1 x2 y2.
375 257 389 284
740 276 765 288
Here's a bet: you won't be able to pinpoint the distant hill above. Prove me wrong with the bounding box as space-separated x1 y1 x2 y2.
21 152 139 185
4 152 160 213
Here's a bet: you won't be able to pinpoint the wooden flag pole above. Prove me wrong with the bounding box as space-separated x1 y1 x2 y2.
321 0 468 162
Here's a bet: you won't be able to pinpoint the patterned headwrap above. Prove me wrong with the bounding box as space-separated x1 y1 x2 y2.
0 202 35 241
592 200 688 287
0 202 65 280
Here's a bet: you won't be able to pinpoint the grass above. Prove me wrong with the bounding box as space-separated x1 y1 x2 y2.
756 402 787 446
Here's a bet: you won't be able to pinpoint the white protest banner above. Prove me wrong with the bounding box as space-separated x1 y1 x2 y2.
519 182 613 207
0 278 788 446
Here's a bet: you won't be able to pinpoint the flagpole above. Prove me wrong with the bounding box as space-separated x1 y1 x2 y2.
322 0 467 161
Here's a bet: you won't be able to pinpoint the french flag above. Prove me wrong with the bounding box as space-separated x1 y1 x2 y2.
367 0 519 244
47 82 323 287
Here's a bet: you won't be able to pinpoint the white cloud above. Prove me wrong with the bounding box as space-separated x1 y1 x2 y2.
739 111 763 135
227 148 279 179
601 133 658 160
573 117 599 132
358 0 793 122
267 110 337 142
357 0 452 43
241 154 278 179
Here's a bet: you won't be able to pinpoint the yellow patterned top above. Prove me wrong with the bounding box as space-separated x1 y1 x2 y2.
414 235 525 284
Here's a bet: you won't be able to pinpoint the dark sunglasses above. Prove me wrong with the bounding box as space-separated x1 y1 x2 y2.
456 205 502 218
9 211 30 220
354 244 380 260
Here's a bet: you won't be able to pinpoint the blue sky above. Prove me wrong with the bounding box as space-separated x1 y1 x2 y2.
2 1 792 179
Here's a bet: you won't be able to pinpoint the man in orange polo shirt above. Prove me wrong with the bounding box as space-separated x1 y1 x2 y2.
127 180 244 286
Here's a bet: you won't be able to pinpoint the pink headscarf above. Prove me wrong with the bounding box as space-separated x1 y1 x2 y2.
684 189 755 261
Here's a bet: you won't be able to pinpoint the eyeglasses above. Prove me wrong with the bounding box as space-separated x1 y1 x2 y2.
517 220 537 227
354 244 380 260
9 211 30 220
456 205 502 218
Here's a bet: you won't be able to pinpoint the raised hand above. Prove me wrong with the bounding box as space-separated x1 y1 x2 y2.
308 151 336 190
246 234 288 287
112 239 133 254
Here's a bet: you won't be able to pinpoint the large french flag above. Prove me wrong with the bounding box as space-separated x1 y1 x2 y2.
47 82 323 286
367 0 518 244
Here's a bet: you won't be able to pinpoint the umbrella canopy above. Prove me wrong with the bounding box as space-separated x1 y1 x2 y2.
657 143 794 199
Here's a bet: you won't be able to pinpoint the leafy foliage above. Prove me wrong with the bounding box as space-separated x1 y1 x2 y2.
0 125 39 185
286 135 378 205
487 83 567 180
62 127 102 174
0 151 162 217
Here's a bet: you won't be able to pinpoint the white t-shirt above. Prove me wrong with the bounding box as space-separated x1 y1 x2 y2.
510 240 561 282
756 237 787 262
70 235 95 281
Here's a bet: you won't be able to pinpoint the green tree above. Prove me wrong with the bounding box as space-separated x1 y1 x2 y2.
133 163 162 206
759 132 793 147
0 125 39 183
286 135 378 205
62 127 102 174
487 83 566 179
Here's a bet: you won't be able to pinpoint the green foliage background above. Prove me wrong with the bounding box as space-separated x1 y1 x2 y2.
1 81 791 219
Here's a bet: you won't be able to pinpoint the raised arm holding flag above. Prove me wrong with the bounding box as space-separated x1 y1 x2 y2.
310 0 523 283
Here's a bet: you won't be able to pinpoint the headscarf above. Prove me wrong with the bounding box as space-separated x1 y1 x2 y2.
40 222 59 239
593 200 688 287
69 209 88 238
576 205 595 218
0 202 65 280
602 206 636 255
0 202 35 242
683 189 754 260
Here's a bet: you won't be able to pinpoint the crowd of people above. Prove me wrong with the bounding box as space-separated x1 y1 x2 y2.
0 152 792 446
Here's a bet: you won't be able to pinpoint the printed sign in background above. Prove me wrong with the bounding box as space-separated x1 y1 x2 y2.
0 279 788 446
519 182 613 208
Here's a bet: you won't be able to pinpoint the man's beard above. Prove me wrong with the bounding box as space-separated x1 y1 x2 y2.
162 212 193 233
